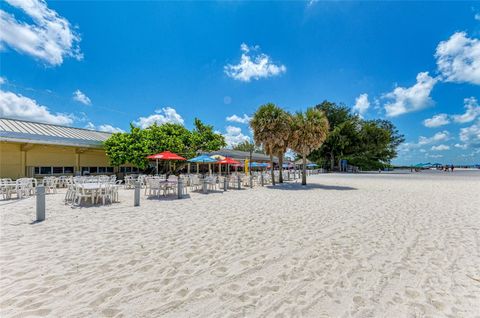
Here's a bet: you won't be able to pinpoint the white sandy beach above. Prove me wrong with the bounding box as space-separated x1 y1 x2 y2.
1 171 480 317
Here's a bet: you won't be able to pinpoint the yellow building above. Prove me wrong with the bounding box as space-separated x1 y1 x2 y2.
0 118 137 179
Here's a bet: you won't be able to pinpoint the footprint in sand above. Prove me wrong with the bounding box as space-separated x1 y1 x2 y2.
12 308 51 318
353 296 365 307
102 308 121 317
405 288 420 299
89 287 122 307
247 277 264 287
229 284 241 292
176 288 189 297
212 266 228 277
240 260 250 266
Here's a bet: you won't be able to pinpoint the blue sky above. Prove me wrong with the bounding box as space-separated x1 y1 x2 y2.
1 1 479 165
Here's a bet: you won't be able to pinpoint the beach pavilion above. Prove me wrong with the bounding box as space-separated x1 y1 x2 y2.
0 118 138 179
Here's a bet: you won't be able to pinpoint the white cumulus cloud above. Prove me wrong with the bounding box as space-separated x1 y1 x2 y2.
452 97 480 124
226 114 252 124
224 43 286 82
223 125 250 146
384 72 438 117
85 122 124 133
423 113 450 128
0 89 73 125
418 130 450 145
431 144 450 151
73 89 91 105
352 93 370 115
427 153 443 159
459 120 480 146
0 0 82 66
435 32 480 85
135 107 184 129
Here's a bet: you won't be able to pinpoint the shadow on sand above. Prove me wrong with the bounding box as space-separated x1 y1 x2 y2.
266 182 357 191
145 194 192 201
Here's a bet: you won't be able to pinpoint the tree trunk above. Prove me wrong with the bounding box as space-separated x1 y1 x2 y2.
270 154 275 186
302 154 307 185
278 154 284 183
330 151 334 171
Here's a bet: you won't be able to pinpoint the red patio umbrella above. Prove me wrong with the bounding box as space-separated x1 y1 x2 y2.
218 157 240 175
146 151 186 174
218 157 240 165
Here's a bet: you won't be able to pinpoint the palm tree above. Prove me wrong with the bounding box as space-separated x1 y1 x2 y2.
289 108 329 185
250 103 291 186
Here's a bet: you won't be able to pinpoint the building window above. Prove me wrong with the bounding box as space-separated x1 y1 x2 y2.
40 167 52 174
98 167 106 173
89 167 98 173
106 167 114 173
82 167 89 173
33 166 76 175
64 167 74 174
119 166 138 173
53 167 63 174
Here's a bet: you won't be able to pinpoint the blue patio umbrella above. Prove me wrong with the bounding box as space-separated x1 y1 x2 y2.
188 155 218 175
251 162 269 168
188 155 218 163
306 163 318 167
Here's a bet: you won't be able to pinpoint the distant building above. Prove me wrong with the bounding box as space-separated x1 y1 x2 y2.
0 118 138 179
0 118 278 179
207 149 277 163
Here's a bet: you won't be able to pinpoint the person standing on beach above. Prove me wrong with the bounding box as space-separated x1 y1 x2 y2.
451 164 454 172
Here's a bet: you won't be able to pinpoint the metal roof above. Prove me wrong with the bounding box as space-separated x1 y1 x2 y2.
0 118 112 148
207 149 278 163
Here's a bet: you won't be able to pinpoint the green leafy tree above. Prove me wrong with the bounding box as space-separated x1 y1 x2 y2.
310 101 360 170
103 119 225 173
346 119 404 170
191 118 227 153
232 140 263 154
103 130 132 167
232 140 264 174
289 108 329 185
309 101 404 171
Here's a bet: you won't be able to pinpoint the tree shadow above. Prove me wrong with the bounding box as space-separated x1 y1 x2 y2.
266 182 357 191
145 194 192 201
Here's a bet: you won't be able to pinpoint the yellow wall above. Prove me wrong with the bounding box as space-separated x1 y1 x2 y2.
79 150 109 167
0 142 23 179
0 141 114 179
26 145 76 167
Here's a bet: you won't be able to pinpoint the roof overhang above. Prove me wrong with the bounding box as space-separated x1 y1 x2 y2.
0 134 104 149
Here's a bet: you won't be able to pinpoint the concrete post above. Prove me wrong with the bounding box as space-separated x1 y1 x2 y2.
177 177 184 199
287 170 290 180
223 177 228 191
134 181 140 207
36 185 45 222
261 173 264 186
249 175 253 188
202 178 208 194
237 175 241 190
